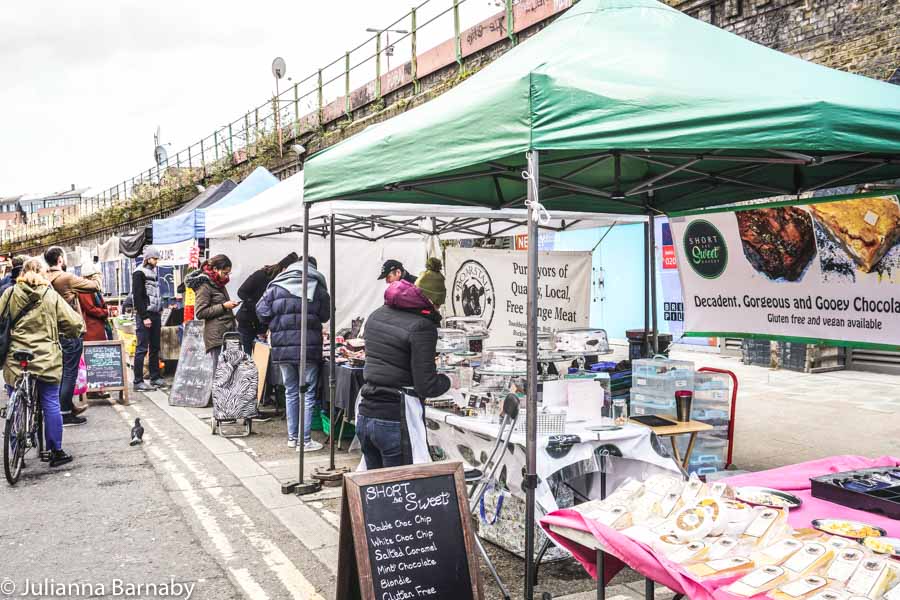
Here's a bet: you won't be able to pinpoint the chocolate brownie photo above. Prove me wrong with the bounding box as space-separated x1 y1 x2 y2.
736 206 817 282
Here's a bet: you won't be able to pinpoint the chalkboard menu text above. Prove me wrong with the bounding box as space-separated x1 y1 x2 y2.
336 461 482 600
82 340 128 403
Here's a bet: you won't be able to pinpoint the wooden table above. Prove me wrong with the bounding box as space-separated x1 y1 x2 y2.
630 418 712 471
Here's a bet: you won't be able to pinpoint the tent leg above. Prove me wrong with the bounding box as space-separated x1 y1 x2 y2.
643 222 650 357
312 212 347 486
283 201 320 496
329 213 337 471
648 210 658 354
524 150 540 600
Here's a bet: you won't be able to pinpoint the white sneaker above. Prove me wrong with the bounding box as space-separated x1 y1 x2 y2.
287 439 297 448
301 440 324 452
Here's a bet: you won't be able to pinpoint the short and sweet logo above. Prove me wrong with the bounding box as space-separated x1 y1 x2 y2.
683 219 728 279
451 260 495 327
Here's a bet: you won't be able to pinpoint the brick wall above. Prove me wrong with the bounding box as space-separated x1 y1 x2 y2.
665 0 900 82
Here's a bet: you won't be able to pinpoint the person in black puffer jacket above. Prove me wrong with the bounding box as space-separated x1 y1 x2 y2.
357 278 451 469
256 257 330 452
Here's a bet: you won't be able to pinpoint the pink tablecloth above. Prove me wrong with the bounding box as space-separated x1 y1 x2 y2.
541 455 900 600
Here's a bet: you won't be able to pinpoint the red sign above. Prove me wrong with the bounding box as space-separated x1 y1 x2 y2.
662 245 677 269
515 234 528 251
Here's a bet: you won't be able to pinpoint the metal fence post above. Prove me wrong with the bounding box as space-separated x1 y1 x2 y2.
188 146 192 169
200 139 206 175
411 7 418 92
176 152 181 169
244 113 251 156
317 69 324 126
228 123 234 158
214 129 220 162
294 82 299 131
506 0 516 44
344 51 351 116
375 32 382 100
255 108 260 150
454 0 462 66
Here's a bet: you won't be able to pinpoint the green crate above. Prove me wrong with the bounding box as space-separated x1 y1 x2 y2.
321 413 355 439
310 406 323 431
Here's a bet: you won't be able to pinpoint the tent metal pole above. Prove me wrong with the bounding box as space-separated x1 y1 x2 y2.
285 202 321 496
329 213 337 471
649 207 659 354
643 221 650 357
524 150 539 600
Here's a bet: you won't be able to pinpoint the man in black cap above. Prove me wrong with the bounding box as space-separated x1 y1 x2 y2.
377 259 417 284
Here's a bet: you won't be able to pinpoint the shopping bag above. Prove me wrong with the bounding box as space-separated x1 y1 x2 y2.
75 356 89 396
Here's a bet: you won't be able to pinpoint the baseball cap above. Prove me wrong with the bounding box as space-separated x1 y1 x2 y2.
377 259 405 280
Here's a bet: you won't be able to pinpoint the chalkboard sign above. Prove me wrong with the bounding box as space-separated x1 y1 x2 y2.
169 320 213 407
83 340 129 403
336 461 482 600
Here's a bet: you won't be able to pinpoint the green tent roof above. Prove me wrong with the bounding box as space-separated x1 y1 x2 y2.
304 0 900 213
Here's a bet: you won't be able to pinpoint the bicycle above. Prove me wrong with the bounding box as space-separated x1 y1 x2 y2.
2 350 43 485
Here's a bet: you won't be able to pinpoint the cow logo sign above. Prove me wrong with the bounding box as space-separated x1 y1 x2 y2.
451 260 495 327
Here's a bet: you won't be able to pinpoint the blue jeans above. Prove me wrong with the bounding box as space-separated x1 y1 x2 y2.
6 381 63 451
280 362 319 444
59 336 83 415
356 414 404 469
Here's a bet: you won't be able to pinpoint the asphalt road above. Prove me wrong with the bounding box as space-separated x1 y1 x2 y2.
0 391 333 600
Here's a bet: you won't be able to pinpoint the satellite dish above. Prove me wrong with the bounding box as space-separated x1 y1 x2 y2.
155 145 168 166
272 57 287 80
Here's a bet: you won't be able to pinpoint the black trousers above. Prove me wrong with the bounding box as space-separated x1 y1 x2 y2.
134 312 161 383
237 321 257 356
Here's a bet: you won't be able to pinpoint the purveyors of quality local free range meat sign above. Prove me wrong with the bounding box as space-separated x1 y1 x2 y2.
669 191 900 350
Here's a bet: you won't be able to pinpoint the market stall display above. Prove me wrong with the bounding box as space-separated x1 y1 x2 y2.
542 455 900 600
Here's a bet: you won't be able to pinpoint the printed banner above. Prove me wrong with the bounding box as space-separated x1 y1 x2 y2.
670 192 900 350
445 247 591 346
156 239 195 266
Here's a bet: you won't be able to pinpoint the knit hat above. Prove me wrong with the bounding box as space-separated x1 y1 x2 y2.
143 245 161 260
415 257 446 308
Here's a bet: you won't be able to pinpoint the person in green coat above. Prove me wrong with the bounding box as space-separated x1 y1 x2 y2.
1 259 85 467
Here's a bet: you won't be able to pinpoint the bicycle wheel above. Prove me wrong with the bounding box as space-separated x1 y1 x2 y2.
3 393 26 485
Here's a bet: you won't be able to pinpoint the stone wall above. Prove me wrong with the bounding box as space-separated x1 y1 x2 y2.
665 0 899 82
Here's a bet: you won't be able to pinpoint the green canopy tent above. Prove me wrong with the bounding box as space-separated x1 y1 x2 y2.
298 0 900 596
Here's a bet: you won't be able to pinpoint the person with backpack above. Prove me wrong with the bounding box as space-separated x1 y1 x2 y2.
131 247 164 392
44 246 99 425
256 256 330 452
0 258 84 467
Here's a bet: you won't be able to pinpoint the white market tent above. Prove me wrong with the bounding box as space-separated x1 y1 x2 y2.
204 170 646 329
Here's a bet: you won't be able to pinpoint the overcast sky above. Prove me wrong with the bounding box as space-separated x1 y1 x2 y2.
0 0 500 197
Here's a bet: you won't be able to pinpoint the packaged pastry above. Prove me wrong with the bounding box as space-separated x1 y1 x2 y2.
757 537 805 565
696 496 727 535
672 505 717 541
707 536 742 561
742 507 788 546
770 576 829 600
670 540 709 564
806 590 848 600
825 536 852 552
603 478 645 505
782 542 833 576
845 558 896 599
653 491 684 519
709 481 734 499
687 556 755 579
727 565 789 597
724 500 757 535
825 547 865 585
680 476 706 502
655 533 692 557
574 501 633 530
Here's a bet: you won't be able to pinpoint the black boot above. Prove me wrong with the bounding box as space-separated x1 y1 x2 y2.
49 449 74 468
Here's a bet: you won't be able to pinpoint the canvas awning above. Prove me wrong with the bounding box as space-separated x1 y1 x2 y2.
152 167 276 244
304 0 900 213
205 171 643 241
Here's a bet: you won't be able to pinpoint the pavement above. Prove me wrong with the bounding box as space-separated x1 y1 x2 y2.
1 345 897 600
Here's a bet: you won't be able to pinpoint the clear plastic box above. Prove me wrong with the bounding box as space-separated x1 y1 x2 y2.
556 328 611 354
632 357 695 382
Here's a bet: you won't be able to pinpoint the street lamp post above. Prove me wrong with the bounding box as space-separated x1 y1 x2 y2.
366 27 408 72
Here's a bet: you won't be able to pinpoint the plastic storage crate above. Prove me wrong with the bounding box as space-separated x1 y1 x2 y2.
678 433 728 476
632 357 695 379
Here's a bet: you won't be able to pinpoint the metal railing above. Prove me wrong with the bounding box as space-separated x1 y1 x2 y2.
5 0 528 249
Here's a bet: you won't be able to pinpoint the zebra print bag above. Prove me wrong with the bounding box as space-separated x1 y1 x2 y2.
212 341 259 421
